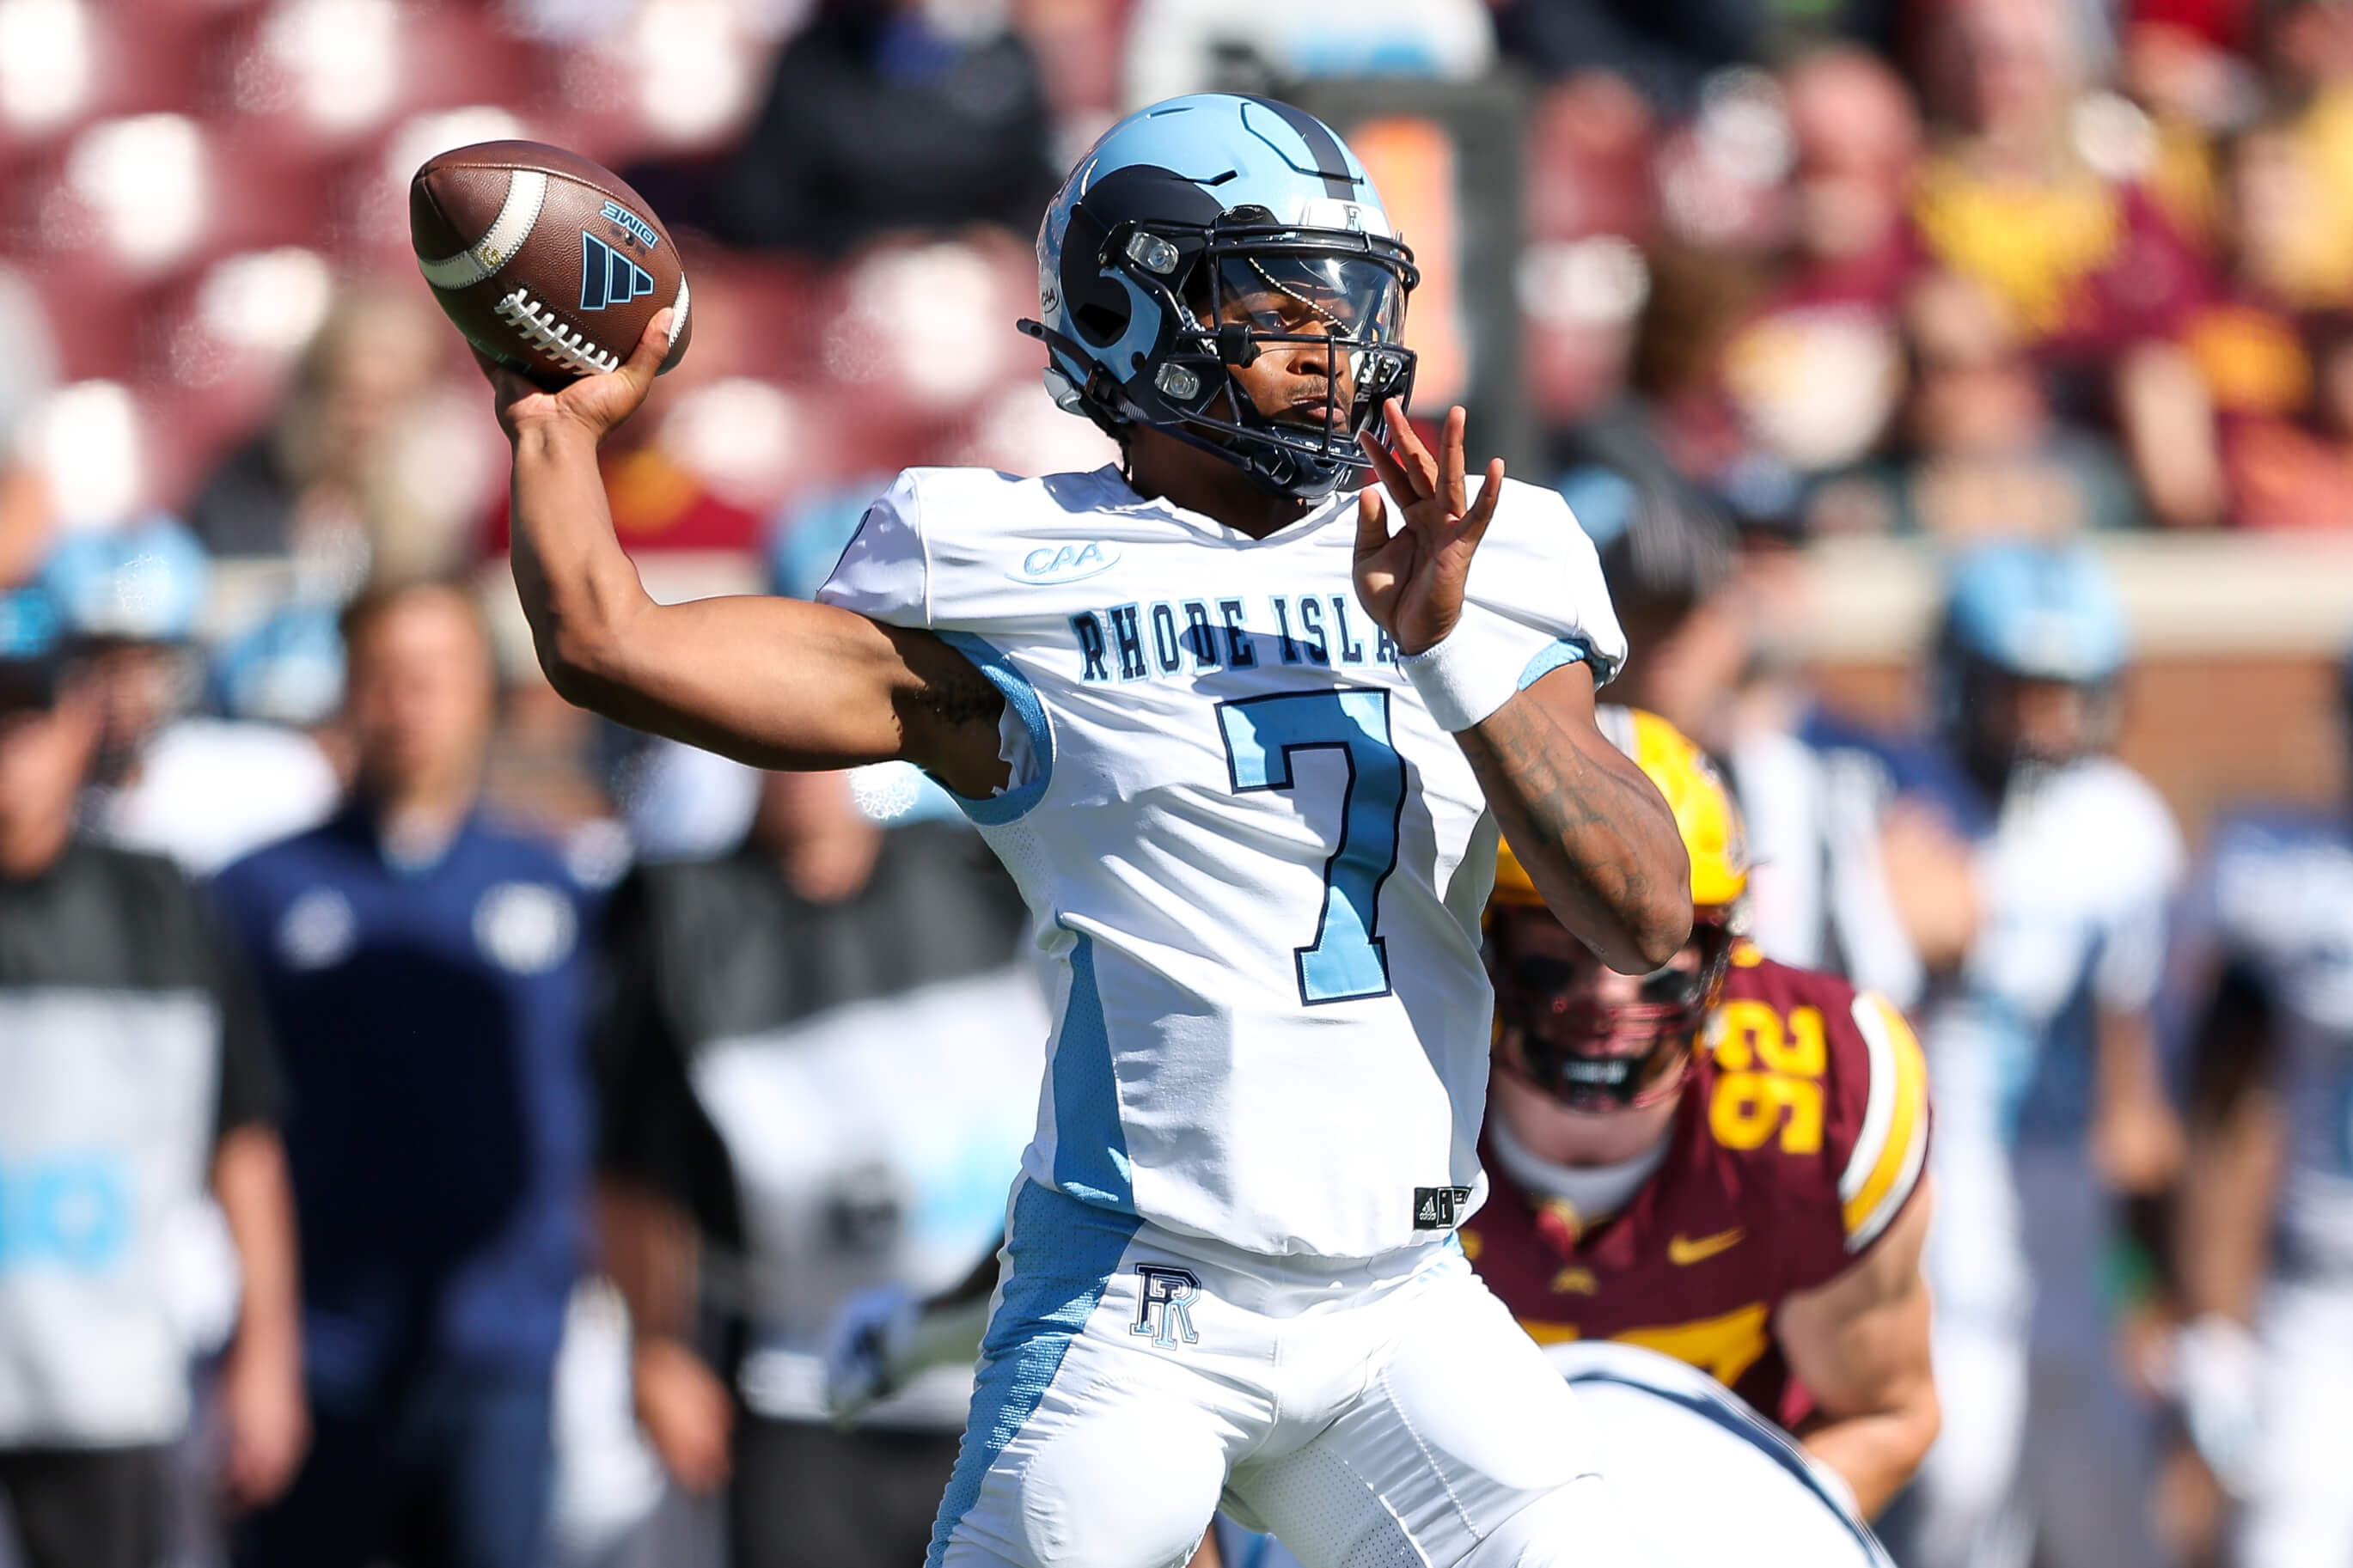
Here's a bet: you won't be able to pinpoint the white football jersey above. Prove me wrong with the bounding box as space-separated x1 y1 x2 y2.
1924 756 2184 1151
819 464 1623 1260
2167 808 2353 1274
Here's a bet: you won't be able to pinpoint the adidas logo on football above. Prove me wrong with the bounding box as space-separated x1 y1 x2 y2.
579 232 656 311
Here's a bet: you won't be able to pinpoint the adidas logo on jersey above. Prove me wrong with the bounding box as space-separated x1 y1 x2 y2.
1415 1186 1474 1229
579 232 656 311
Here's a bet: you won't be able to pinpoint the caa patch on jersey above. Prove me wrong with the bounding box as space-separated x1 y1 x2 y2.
410 140 692 388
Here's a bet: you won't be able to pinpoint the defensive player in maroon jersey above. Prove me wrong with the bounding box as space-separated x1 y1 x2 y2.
1463 707 1939 1519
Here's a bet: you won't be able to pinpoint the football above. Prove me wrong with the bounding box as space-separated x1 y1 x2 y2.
410 140 691 388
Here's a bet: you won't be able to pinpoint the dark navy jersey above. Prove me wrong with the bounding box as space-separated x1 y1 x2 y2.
212 807 596 1399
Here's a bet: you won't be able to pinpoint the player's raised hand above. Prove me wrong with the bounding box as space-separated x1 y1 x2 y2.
478 308 674 448
1353 401 1504 656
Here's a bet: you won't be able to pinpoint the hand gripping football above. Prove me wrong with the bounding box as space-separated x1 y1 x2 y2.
411 141 691 387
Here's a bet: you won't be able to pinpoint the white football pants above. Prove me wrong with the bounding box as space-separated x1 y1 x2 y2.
928 1180 1635 1568
2238 1272 2353 1568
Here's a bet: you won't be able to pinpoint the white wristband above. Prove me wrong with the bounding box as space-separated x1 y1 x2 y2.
1400 621 1536 732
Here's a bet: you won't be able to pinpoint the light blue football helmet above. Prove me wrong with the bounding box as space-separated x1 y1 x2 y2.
1934 541 2129 773
1940 541 2130 686
212 601 345 727
1023 94 1419 499
40 516 211 645
0 583 63 710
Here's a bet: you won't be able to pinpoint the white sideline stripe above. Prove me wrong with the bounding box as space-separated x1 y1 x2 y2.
666 275 691 349
1849 1104 1927 1254
417 169 548 290
1839 993 1897 1205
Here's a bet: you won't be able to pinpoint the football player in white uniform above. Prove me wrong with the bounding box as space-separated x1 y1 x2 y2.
2165 649 2353 1568
1895 545 2185 1568
478 95 1689 1568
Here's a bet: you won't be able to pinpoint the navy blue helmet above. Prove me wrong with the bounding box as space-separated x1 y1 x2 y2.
1024 94 1418 500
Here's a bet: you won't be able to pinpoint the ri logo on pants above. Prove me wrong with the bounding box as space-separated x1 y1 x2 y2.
1130 1266 1201 1349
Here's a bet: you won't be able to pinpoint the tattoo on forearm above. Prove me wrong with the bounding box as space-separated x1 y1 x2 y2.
1462 698 1661 940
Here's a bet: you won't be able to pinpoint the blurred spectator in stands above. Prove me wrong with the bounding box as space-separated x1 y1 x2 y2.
2095 0 2353 533
40 522 341 876
1587 51 1922 529
479 363 764 564
187 290 480 599
2144 112 2353 530
1893 544 2185 1568
1910 0 2208 363
0 269 59 589
2234 0 2353 310
1493 0 1893 113
2160 645 2353 1568
1807 270 2143 539
593 764 1040 1568
1909 0 2225 529
2214 308 2353 528
2117 0 2260 252
1708 48 1922 515
0 585 307 1568
1120 0 1494 107
1581 461 1963 1007
1575 464 1742 731
689 0 1060 256
215 582 597 1568
1556 240 1772 524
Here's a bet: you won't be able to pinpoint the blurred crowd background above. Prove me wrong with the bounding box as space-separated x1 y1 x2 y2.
4 0 2353 1565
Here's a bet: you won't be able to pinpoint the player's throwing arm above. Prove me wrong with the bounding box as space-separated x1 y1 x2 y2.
405 143 999 783
1354 400 1690 973
486 314 1007 791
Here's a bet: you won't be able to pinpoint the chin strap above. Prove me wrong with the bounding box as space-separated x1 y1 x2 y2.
1018 318 1134 442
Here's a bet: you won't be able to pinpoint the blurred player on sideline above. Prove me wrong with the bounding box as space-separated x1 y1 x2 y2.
2163 645 2353 1568
215 583 599 1568
479 93 1690 1568
40 521 339 876
0 586 307 1568
1898 544 2185 1568
593 765 1042 1568
1462 707 1936 1520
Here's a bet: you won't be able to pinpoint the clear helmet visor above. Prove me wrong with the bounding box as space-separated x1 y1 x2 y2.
1207 253 1407 345
1189 252 1411 442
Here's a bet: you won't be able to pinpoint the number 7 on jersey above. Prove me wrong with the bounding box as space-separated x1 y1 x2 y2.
1216 689 1407 1005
